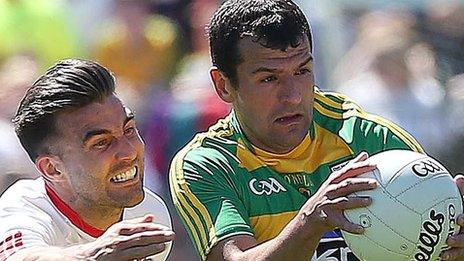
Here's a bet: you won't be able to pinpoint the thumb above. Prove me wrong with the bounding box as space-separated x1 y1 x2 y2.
454 174 464 196
125 214 155 224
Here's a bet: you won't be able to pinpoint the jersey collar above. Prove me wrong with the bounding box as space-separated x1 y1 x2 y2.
45 184 105 238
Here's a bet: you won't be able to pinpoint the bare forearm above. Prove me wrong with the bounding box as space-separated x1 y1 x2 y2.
225 214 322 261
7 216 173 261
8 245 90 261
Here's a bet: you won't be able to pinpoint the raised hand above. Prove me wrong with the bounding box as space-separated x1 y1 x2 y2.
299 152 378 236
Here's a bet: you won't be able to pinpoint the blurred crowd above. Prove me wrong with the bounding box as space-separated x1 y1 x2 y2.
0 0 462 259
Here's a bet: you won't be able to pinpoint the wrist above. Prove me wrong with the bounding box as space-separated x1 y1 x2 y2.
66 242 97 260
280 211 325 246
297 211 326 241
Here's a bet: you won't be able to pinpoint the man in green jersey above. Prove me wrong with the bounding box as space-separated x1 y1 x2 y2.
169 0 464 260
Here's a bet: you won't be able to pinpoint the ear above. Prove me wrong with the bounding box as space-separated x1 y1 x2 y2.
35 155 66 182
210 67 235 103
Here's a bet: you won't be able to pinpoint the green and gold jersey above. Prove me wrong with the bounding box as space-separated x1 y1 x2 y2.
169 88 424 260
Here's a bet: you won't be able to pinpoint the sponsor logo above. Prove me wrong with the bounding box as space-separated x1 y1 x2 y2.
249 177 287 195
330 160 350 173
312 234 358 261
447 204 457 237
312 247 354 261
441 204 457 253
412 159 444 177
298 187 312 198
414 209 444 261
283 174 314 197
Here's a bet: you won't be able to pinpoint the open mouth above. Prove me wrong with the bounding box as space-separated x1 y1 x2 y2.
275 114 304 125
110 166 137 183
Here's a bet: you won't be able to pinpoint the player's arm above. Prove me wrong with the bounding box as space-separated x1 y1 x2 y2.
207 217 324 261
206 152 378 260
6 215 174 261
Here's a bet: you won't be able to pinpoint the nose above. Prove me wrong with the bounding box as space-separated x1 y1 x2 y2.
279 77 302 105
115 137 139 162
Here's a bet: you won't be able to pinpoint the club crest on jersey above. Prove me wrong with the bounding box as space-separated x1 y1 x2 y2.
249 177 287 195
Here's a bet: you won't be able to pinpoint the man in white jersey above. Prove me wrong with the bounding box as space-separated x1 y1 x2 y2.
0 59 174 260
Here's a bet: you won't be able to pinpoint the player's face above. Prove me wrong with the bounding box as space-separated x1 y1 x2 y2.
231 36 315 153
54 95 144 209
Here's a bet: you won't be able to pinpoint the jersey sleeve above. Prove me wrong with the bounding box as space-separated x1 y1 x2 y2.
314 89 425 155
340 97 425 154
0 208 54 260
170 145 253 260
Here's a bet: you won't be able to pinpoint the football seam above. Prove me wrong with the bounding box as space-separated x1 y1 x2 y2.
394 172 451 200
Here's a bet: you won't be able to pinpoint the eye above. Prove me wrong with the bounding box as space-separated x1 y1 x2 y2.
124 126 137 137
92 139 110 149
295 68 312 76
260 75 277 83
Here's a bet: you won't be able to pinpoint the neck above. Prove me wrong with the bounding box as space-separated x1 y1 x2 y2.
71 200 123 231
45 183 123 232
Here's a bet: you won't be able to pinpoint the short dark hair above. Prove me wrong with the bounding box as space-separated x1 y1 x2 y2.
207 0 312 85
12 59 116 161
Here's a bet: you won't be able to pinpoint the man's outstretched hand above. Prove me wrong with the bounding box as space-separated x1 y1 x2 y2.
77 214 175 261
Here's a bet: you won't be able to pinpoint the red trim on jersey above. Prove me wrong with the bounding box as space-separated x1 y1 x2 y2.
45 184 105 238
0 231 23 261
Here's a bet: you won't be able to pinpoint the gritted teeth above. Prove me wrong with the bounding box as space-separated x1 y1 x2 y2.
110 167 137 183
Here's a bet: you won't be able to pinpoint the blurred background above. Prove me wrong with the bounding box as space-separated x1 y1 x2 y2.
0 0 463 260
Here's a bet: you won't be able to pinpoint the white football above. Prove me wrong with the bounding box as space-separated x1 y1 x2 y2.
342 150 462 261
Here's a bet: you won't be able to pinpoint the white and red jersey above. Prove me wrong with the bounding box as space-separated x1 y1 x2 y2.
0 178 172 260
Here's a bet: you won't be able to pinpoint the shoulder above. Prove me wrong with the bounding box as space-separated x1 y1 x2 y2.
0 178 61 247
0 178 59 222
313 88 363 119
0 178 49 213
313 88 424 153
171 114 239 173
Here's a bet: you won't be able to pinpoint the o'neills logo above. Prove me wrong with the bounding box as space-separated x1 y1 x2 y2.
414 209 445 261
412 159 444 177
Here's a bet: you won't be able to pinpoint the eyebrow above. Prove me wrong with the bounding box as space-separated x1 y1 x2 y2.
82 113 135 143
251 56 313 75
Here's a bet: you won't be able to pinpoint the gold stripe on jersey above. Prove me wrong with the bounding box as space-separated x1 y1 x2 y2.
171 191 207 260
236 123 353 174
170 122 238 259
236 138 266 171
314 88 345 110
249 211 298 243
170 161 209 259
364 113 424 153
314 91 424 153
170 137 217 259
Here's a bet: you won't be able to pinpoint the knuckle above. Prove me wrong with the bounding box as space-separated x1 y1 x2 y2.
325 192 335 200
114 224 126 233
341 180 352 188
326 185 337 195
134 233 147 242
111 236 126 247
